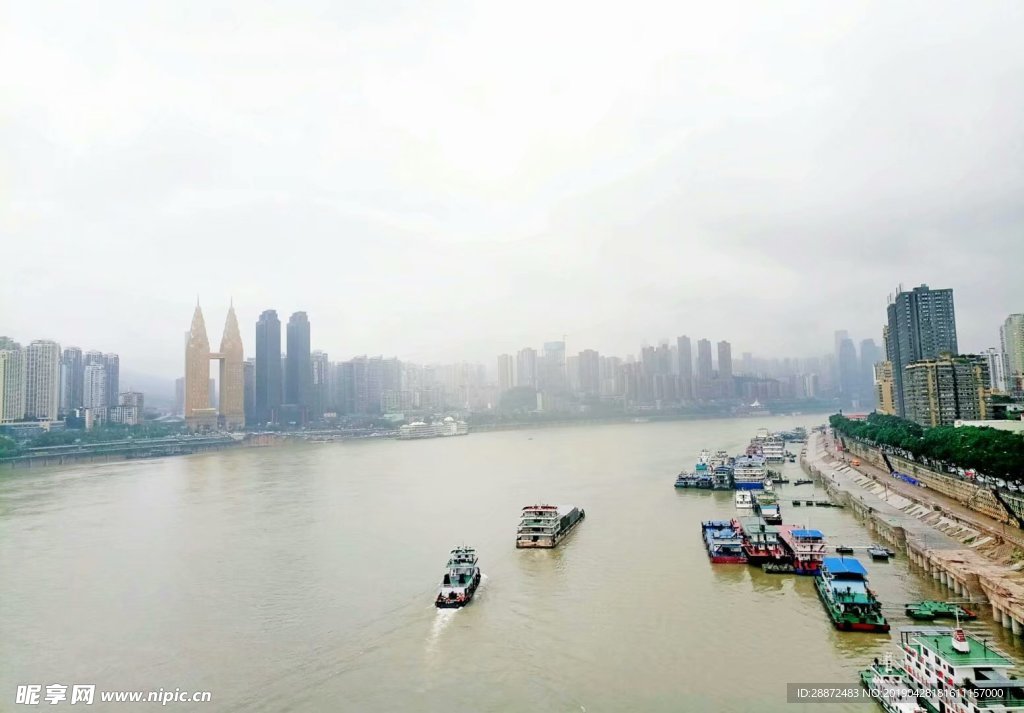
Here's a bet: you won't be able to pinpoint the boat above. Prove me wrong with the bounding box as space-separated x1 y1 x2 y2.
772 476 790 484
904 601 977 621
732 455 768 490
814 557 889 632
858 657 924 713
736 516 786 566
753 491 782 525
835 545 855 555
701 520 747 564
885 626 1024 711
398 417 469 440
674 472 700 488
516 505 585 548
868 545 893 561
435 546 481 608
778 525 827 575
694 452 714 488
711 464 733 490
734 491 753 509
794 479 813 486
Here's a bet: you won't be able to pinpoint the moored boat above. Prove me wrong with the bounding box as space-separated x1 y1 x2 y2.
753 491 782 524
701 520 747 564
734 491 753 509
516 504 585 548
778 525 827 575
814 557 889 632
904 600 977 621
736 516 786 566
868 544 893 561
733 455 768 490
794 479 813 486
858 658 924 713
674 472 700 488
435 546 482 608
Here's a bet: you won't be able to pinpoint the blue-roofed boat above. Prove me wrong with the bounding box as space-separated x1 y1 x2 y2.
701 520 747 564
778 525 827 575
732 455 767 490
814 557 889 632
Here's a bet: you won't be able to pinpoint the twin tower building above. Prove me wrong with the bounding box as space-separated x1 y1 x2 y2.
184 301 244 430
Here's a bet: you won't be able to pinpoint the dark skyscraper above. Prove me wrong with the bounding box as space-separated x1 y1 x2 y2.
676 335 692 400
61 347 83 413
104 353 119 408
717 340 734 397
286 311 312 419
255 309 282 424
885 284 958 417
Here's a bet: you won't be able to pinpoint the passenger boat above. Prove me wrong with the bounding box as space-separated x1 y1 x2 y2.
712 464 733 490
694 452 714 488
736 516 786 566
516 505 585 548
777 525 827 575
435 546 482 608
701 520 747 564
814 557 889 632
752 491 782 524
904 601 977 621
734 491 753 509
878 626 1024 712
858 657 923 713
398 417 469 440
674 472 700 488
732 455 768 490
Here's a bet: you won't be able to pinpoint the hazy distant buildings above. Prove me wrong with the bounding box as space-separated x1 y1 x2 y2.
836 337 859 407
243 358 255 426
516 348 538 389
676 336 692 400
859 338 884 409
496 354 514 393
904 354 989 428
695 339 713 398
578 349 600 398
285 311 312 421
255 310 282 424
539 341 567 393
25 340 61 421
311 350 330 419
886 284 958 417
717 340 733 397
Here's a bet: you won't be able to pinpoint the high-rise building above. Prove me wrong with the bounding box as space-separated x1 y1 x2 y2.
243 359 256 426
1001 314 1024 396
983 347 1007 393
184 302 244 430
255 310 282 424
885 284 958 416
837 337 859 407
83 363 107 418
496 354 514 393
695 339 713 398
24 340 62 421
874 362 896 415
539 341 567 393
516 348 538 389
904 354 989 428
311 350 330 420
184 304 214 429
677 336 692 400
859 339 884 409
0 343 27 423
217 303 245 429
103 353 119 409
578 349 600 397
60 347 83 415
109 391 144 426
285 312 312 420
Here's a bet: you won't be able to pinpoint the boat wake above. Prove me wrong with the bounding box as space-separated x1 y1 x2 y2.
426 609 457 653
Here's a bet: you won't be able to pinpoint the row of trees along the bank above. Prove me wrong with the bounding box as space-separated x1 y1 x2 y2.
829 413 1024 481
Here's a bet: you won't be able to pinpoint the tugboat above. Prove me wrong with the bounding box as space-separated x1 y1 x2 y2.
814 557 889 632
435 546 482 608
516 504 585 548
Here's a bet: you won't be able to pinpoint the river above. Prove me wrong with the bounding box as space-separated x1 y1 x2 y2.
2 414 1020 712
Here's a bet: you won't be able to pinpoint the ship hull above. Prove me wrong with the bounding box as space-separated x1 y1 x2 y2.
733 481 764 491
435 573 481 608
814 575 889 632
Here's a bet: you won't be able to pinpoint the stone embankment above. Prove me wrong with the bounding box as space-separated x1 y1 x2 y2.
803 431 1024 636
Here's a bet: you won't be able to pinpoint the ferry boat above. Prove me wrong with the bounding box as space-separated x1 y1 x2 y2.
712 464 733 490
858 657 923 713
732 455 768 490
758 434 786 463
693 451 714 488
814 557 889 632
398 417 469 440
435 546 482 608
890 626 1024 711
736 516 785 566
709 450 732 467
516 504 585 548
701 520 747 564
734 491 753 509
674 471 700 488
753 491 782 524
778 525 827 575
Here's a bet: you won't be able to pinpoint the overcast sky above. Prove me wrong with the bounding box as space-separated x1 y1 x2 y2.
3 0 1023 379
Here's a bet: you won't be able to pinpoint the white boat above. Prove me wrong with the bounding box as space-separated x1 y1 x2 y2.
734 491 753 509
397 417 469 440
516 504 585 548
733 455 768 490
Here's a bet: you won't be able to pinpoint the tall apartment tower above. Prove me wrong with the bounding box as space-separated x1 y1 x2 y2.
516 348 538 389
885 284 958 417
496 354 514 393
83 362 107 417
184 304 213 429
0 343 27 423
25 340 62 421
184 302 244 430
103 353 120 409
60 347 84 415
578 349 600 397
677 335 693 400
255 310 282 424
695 339 713 384
1001 314 1024 395
717 340 734 397
285 312 312 421
217 303 245 429
904 354 990 427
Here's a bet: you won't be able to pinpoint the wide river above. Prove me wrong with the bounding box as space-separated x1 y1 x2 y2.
2 414 1021 712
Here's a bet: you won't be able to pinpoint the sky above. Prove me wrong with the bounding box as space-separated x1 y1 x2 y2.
3 0 1023 382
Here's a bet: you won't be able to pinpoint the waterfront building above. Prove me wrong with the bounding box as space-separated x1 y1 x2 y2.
83 363 107 421
285 312 312 421
1002 314 1024 396
516 347 538 389
874 361 896 415
578 349 600 398
497 354 514 393
885 284 958 417
255 309 282 424
184 304 214 429
108 405 140 426
904 354 990 427
0 344 27 423
25 340 62 422
60 347 83 415
677 335 692 400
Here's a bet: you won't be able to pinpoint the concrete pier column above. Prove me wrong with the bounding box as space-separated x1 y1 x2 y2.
994 604 1002 621
1003 612 1012 629
932 568 940 581
941 572 949 587
1013 618 1022 636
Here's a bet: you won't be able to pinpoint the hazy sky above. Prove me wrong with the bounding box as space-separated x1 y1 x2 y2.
4 0 1023 379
